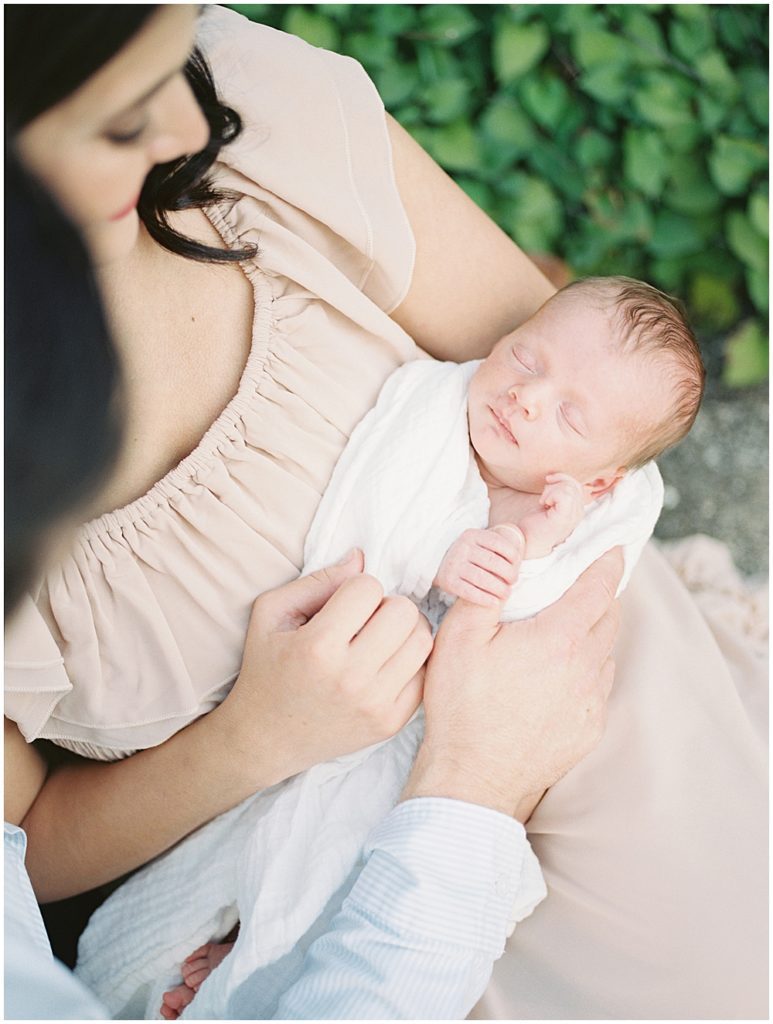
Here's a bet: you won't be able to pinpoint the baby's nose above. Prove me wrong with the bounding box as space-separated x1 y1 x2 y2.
508 384 537 420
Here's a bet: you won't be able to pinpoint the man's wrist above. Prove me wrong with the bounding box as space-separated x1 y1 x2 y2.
402 742 531 820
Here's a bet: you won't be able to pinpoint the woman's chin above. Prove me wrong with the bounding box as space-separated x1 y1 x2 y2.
84 210 141 266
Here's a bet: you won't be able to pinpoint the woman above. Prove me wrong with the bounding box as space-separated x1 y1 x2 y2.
4 31 621 1020
5 5 766 1018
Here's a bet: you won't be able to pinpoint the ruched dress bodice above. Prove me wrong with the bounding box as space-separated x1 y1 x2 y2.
5 6 418 759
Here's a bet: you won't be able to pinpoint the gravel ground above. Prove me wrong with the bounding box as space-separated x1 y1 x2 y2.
655 384 768 578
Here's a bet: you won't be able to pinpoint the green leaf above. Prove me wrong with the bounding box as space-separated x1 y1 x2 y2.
499 177 563 251
689 272 740 331
316 4 350 18
456 177 494 210
746 267 769 316
283 7 339 50
528 143 587 204
572 28 631 70
726 210 768 272
373 5 417 36
422 78 471 124
623 128 667 199
619 8 668 67
579 65 629 104
429 119 484 173
739 67 769 128
659 122 705 155
722 319 769 388
228 5 272 21
695 50 739 102
715 7 755 53
518 73 570 130
493 21 550 83
633 72 694 127
554 4 605 34
748 192 769 240
344 32 395 70
709 136 768 196
420 5 479 47
649 257 687 291
576 129 615 169
648 210 705 258
669 16 715 62
375 62 420 108
480 98 537 155
665 156 722 217
697 94 727 133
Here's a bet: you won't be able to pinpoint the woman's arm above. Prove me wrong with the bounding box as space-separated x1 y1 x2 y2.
7 555 430 903
386 114 556 360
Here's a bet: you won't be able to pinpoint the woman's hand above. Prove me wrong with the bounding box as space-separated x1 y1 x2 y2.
218 550 432 781
404 548 623 820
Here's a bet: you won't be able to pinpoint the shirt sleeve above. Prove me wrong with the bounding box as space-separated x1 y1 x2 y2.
227 798 541 1020
4 823 106 1021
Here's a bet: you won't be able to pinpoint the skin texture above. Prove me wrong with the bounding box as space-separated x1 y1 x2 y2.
7 6 622 903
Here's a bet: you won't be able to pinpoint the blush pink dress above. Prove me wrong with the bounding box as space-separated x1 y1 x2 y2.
4 7 767 1019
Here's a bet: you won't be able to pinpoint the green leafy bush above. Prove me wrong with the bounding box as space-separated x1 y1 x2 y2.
228 3 769 386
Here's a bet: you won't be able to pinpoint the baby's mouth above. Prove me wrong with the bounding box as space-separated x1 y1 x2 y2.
491 406 518 446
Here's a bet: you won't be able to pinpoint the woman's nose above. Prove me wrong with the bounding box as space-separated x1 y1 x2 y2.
146 74 211 166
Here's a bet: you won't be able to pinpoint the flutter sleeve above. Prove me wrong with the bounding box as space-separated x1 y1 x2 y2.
196 5 416 314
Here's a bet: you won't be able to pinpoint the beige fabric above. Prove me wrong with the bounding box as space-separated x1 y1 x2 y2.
471 540 768 1020
4 7 418 759
4 8 767 1017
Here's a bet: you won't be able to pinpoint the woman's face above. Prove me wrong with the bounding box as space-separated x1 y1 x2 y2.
16 5 209 264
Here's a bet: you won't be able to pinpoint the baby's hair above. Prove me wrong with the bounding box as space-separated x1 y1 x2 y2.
555 276 705 469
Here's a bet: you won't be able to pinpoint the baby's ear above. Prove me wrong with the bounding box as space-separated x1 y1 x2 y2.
585 468 626 500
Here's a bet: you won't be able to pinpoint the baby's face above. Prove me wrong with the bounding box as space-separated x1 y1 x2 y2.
468 296 667 497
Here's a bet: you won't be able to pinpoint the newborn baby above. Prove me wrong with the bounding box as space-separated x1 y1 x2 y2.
77 276 704 1021
435 274 704 606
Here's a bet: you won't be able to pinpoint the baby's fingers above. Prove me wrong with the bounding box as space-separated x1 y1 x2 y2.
470 544 520 584
461 564 513 600
452 579 502 607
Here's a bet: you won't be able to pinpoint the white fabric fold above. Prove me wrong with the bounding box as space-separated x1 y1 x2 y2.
75 359 663 1019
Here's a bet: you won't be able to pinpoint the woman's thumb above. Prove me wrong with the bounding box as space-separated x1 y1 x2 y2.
269 549 364 631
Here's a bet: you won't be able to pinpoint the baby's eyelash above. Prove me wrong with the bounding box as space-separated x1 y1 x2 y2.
512 348 536 372
560 405 583 435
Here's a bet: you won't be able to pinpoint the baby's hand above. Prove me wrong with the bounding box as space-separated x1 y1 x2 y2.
539 472 585 531
434 525 525 607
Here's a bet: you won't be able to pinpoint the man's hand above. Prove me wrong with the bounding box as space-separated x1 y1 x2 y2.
433 525 525 606
404 548 623 820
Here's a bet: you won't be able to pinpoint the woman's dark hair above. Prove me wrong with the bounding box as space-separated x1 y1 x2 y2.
4 154 123 614
4 4 253 264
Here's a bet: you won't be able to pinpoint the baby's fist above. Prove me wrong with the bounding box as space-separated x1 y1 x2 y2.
434 526 524 607
540 473 585 528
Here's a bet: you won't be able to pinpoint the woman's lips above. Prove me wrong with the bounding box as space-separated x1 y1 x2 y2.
110 195 141 221
490 406 518 445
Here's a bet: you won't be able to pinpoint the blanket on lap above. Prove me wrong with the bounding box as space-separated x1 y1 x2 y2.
75 359 663 1019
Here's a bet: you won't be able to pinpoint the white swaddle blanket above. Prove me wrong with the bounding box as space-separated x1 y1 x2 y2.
75 359 663 1019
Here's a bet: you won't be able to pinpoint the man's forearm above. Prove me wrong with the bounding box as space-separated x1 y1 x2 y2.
255 798 540 1020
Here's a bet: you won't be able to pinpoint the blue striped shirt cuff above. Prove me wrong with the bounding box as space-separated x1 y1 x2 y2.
348 797 529 958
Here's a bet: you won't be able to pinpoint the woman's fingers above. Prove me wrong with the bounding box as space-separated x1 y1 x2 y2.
351 594 420 667
306 572 384 642
378 616 433 691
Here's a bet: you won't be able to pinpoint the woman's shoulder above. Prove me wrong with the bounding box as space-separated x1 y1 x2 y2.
197 6 416 316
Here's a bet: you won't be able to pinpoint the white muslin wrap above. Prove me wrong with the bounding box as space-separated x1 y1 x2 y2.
75 359 663 1019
